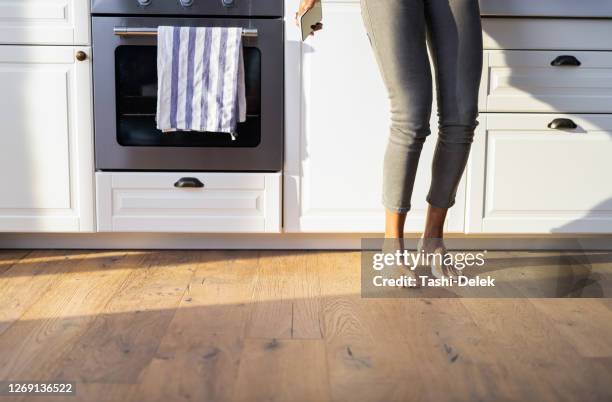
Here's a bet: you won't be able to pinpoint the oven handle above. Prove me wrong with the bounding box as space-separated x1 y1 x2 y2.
113 27 258 38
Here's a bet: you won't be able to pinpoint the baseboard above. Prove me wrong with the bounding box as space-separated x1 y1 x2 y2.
0 233 611 250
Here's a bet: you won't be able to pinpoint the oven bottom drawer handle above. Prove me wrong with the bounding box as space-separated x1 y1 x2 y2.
174 177 205 188
550 55 581 67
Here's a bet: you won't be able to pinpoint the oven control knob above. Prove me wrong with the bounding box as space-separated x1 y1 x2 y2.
179 0 194 7
221 0 234 7
137 0 152 6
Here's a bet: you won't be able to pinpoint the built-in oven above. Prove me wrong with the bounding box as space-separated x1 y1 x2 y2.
91 0 283 171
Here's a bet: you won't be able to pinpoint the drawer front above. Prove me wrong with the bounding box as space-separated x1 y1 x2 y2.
0 0 89 45
467 114 612 234
96 172 281 233
483 51 612 113
482 19 612 51
480 0 612 18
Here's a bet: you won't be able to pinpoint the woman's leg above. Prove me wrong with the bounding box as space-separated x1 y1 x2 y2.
423 205 447 238
423 0 483 239
360 0 433 237
385 209 407 238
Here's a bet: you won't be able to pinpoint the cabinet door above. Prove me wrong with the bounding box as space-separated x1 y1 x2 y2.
466 114 612 234
480 0 612 18
482 19 612 51
483 50 612 113
0 46 94 232
284 1 465 233
0 0 89 45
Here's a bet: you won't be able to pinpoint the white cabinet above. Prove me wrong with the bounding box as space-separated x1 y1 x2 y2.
466 114 612 234
476 15 612 235
482 19 612 51
284 0 465 233
0 46 94 232
0 0 90 45
96 172 281 233
483 50 612 113
480 0 612 18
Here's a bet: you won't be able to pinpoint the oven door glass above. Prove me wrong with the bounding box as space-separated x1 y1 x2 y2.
115 45 261 147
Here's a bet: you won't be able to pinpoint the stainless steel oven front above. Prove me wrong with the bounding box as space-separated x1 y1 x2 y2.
91 7 283 172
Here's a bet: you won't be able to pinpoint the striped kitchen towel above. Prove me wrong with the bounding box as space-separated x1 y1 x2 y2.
156 26 247 138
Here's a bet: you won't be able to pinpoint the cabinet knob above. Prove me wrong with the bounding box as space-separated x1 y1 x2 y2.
75 51 87 62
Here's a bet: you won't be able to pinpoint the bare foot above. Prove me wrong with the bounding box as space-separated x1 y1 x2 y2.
417 237 461 280
381 238 419 288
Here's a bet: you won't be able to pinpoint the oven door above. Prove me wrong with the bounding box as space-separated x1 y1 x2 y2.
92 16 283 171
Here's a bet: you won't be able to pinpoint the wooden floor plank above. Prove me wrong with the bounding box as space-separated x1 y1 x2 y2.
232 339 330 402
12 384 139 402
173 250 259 337
134 332 243 402
245 250 323 339
0 249 30 275
0 251 136 381
0 250 85 336
125 251 260 401
318 252 426 402
288 251 323 339
387 299 497 401
245 251 294 338
51 251 198 384
368 298 537 402
530 298 612 358
461 299 601 401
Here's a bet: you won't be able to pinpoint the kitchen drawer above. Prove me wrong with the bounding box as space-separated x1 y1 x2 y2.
483 50 612 113
96 172 281 233
0 0 89 45
482 19 612 51
467 114 612 234
480 0 612 18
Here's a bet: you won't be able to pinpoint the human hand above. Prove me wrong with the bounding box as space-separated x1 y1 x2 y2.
295 0 323 35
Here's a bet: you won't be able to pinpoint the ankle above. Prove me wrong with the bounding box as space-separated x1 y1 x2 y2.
385 232 403 239
422 229 443 239
382 237 404 251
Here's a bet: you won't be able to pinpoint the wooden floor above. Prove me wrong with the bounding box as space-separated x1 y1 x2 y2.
0 249 612 402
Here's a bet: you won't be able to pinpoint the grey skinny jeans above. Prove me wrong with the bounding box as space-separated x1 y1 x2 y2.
360 0 483 212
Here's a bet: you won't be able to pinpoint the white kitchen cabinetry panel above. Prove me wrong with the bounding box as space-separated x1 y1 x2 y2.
483 50 612 113
0 46 94 232
480 0 612 18
0 0 89 45
482 19 612 51
96 172 281 233
284 1 465 233
467 114 612 234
